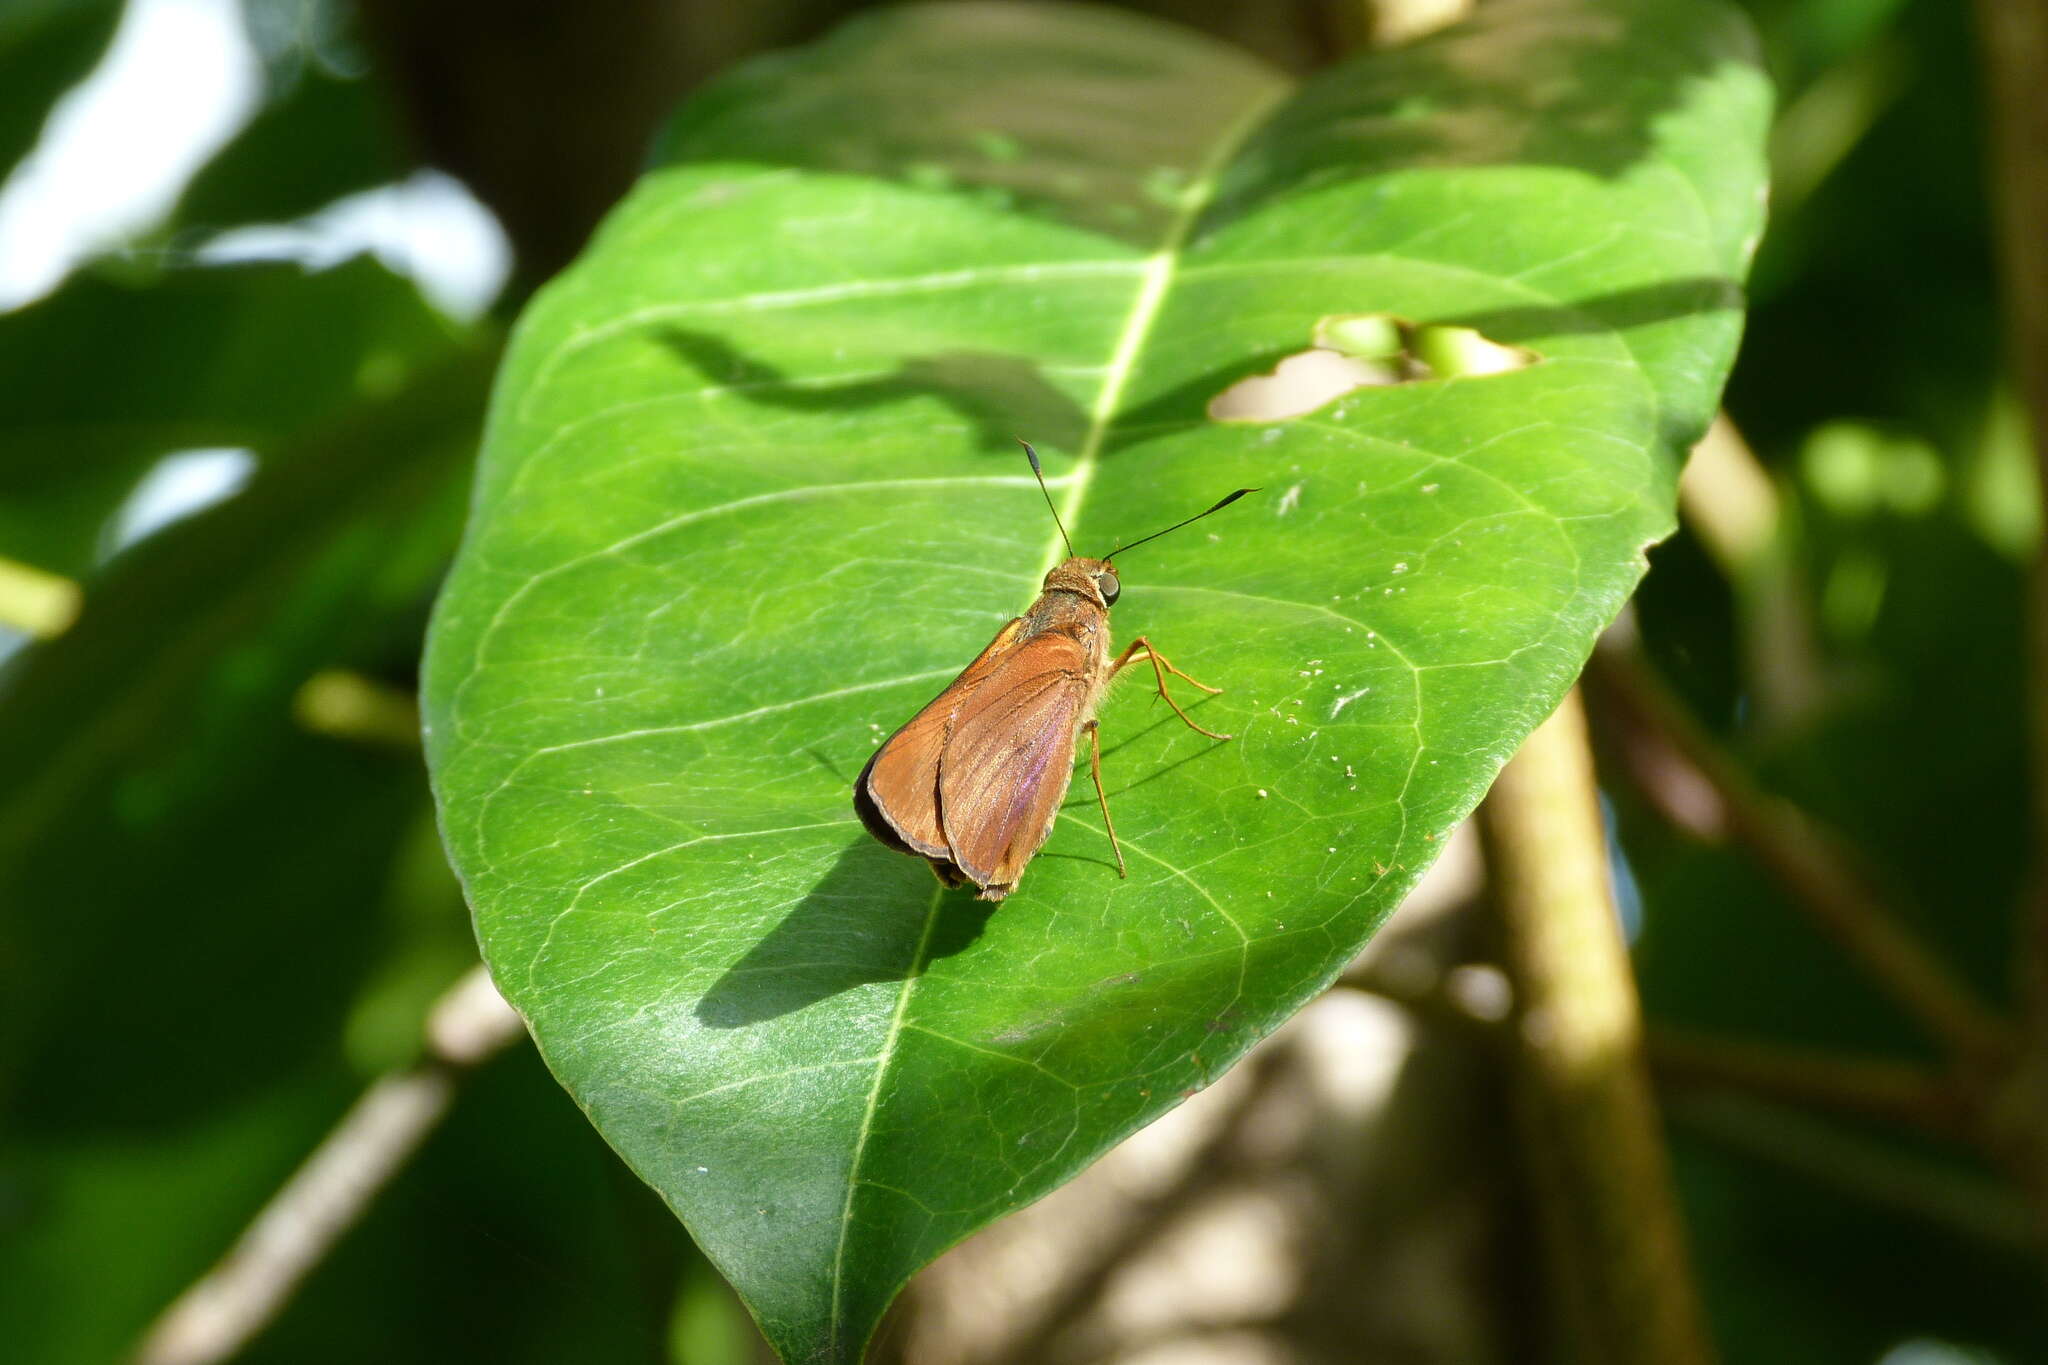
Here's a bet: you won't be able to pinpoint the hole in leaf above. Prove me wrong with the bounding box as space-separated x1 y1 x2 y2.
1207 314 1539 422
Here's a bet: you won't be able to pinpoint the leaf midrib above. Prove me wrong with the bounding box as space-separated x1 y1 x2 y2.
824 81 1291 1355
1040 87 1291 579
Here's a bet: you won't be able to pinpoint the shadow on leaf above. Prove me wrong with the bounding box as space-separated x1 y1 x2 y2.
694 837 995 1028
1108 276 1742 451
656 328 1089 454
1435 276 1745 342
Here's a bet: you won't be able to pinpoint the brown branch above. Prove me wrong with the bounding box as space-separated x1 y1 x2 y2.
1338 955 1514 1037
1586 636 2011 1066
1479 689 1715 1365
1667 1091 2035 1254
1649 1028 1974 1143
1972 0 2048 535
129 967 526 1365
1970 0 2048 1215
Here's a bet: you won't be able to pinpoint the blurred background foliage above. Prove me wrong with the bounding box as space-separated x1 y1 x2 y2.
0 1 2040 1363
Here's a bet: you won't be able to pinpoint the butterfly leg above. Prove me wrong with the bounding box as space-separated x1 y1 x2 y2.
1110 636 1232 740
1085 719 1128 879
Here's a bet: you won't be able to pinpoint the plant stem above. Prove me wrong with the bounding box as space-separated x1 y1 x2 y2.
1478 689 1715 1365
1665 1092 2035 1254
292 670 423 748
1649 1028 1971 1142
1970 0 2048 1220
1678 413 1824 726
128 967 525 1365
0 556 79 638
1363 0 1472 47
1586 638 2010 1065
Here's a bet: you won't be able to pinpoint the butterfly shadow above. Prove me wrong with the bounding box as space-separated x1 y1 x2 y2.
693 837 994 1029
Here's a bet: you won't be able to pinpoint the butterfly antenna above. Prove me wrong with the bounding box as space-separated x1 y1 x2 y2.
1104 487 1259 561
1020 440 1076 558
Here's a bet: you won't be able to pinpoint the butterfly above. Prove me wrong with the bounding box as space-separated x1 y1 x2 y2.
855 442 1253 900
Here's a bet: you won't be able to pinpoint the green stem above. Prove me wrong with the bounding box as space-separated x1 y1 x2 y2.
1479 689 1715 1365
1678 413 1825 726
0 556 79 639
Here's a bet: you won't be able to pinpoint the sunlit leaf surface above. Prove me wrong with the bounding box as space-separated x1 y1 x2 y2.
424 2 1768 1358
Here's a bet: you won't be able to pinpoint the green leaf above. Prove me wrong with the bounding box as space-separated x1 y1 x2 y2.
0 342 492 1093
0 0 119 185
423 2 1769 1359
0 259 462 574
0 1070 355 1365
246 1048 709 1365
176 2 408 231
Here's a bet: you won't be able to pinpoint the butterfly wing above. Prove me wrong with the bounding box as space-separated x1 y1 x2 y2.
855 618 1025 868
937 630 1092 898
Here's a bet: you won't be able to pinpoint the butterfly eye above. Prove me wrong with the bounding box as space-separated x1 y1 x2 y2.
1096 570 1120 605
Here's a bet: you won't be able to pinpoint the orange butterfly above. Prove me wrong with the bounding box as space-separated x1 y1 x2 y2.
855 444 1253 900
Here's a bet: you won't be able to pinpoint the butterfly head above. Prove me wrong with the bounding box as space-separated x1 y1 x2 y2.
1044 556 1120 608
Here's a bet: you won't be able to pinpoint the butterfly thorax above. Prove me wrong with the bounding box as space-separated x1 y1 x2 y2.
1019 560 1114 687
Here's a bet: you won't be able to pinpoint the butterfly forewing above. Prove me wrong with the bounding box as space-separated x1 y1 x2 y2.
937 631 1093 892
855 618 1025 863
